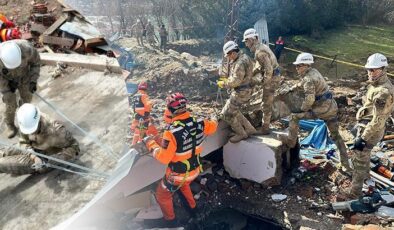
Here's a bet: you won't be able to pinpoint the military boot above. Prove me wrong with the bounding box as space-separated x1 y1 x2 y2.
238 115 257 135
256 123 271 135
229 122 248 143
5 124 17 139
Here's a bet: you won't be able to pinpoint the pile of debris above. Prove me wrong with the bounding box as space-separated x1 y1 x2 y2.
22 0 110 55
117 38 221 102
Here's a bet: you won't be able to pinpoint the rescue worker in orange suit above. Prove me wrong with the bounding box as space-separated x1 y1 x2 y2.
0 27 21 42
130 82 159 145
144 92 218 226
0 14 15 29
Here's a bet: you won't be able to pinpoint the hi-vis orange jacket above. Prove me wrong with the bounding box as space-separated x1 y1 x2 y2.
132 90 152 119
146 111 217 184
163 108 172 124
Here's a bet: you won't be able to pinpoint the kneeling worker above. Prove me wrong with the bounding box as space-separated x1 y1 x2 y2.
0 103 80 175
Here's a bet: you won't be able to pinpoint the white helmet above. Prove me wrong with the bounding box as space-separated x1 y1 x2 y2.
365 53 388 69
17 103 41 135
0 41 22 69
223 41 238 54
293 53 314 65
242 28 258 42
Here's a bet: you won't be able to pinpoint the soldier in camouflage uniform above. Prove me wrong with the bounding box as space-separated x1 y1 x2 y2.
218 41 256 143
243 28 280 135
0 40 40 138
277 53 351 171
0 103 80 175
131 19 144 47
346 53 394 198
145 20 155 47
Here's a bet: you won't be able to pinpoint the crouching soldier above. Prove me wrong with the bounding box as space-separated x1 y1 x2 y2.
277 53 351 171
143 92 217 227
0 103 80 175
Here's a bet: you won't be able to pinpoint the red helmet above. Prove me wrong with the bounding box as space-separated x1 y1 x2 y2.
138 82 148 90
166 92 187 114
10 28 21 39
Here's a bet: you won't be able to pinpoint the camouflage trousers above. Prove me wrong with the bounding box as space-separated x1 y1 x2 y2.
0 146 79 175
2 84 33 127
0 147 36 175
286 100 350 169
146 34 155 46
221 89 252 124
261 85 275 126
350 148 371 197
136 35 144 46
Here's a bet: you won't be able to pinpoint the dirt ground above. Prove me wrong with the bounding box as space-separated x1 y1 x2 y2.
0 65 128 229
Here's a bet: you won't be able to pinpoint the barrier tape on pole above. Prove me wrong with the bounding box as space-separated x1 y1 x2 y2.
268 43 394 77
0 139 110 179
34 92 118 160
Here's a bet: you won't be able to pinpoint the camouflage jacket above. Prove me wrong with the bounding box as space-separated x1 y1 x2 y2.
0 39 40 94
19 114 80 158
357 74 394 145
225 53 254 90
146 23 154 36
131 22 144 36
253 43 278 85
296 67 329 112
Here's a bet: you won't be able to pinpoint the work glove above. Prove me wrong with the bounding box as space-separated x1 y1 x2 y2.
142 135 154 144
352 136 366 151
31 156 48 173
29 82 37 93
217 80 226 89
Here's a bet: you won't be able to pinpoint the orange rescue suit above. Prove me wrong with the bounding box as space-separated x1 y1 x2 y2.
130 90 158 144
146 111 217 220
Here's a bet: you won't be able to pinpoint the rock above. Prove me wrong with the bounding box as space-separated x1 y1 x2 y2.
190 181 201 194
298 185 313 199
206 180 218 192
180 52 198 61
271 194 287 202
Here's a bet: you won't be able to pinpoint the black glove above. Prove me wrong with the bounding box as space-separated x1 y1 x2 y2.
29 82 37 93
8 81 18 93
353 137 366 151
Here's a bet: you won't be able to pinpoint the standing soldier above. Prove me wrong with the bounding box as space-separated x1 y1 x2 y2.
217 41 257 143
0 40 40 138
159 24 168 51
131 19 144 47
0 103 80 175
145 20 155 47
144 92 217 227
243 28 280 135
130 82 158 145
277 53 351 171
345 53 394 198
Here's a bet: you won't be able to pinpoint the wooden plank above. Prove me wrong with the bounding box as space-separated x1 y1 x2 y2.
43 45 55 53
43 14 69 36
84 37 107 47
42 35 74 48
30 23 47 34
40 53 123 74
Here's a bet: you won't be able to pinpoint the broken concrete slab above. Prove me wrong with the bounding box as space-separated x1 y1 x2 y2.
40 53 123 73
223 133 287 186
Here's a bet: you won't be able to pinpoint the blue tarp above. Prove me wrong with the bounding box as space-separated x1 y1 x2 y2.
300 120 334 150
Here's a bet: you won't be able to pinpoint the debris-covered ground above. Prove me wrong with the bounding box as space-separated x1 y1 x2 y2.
119 36 394 229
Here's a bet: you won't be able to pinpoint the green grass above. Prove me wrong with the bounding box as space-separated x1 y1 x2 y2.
289 25 394 70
